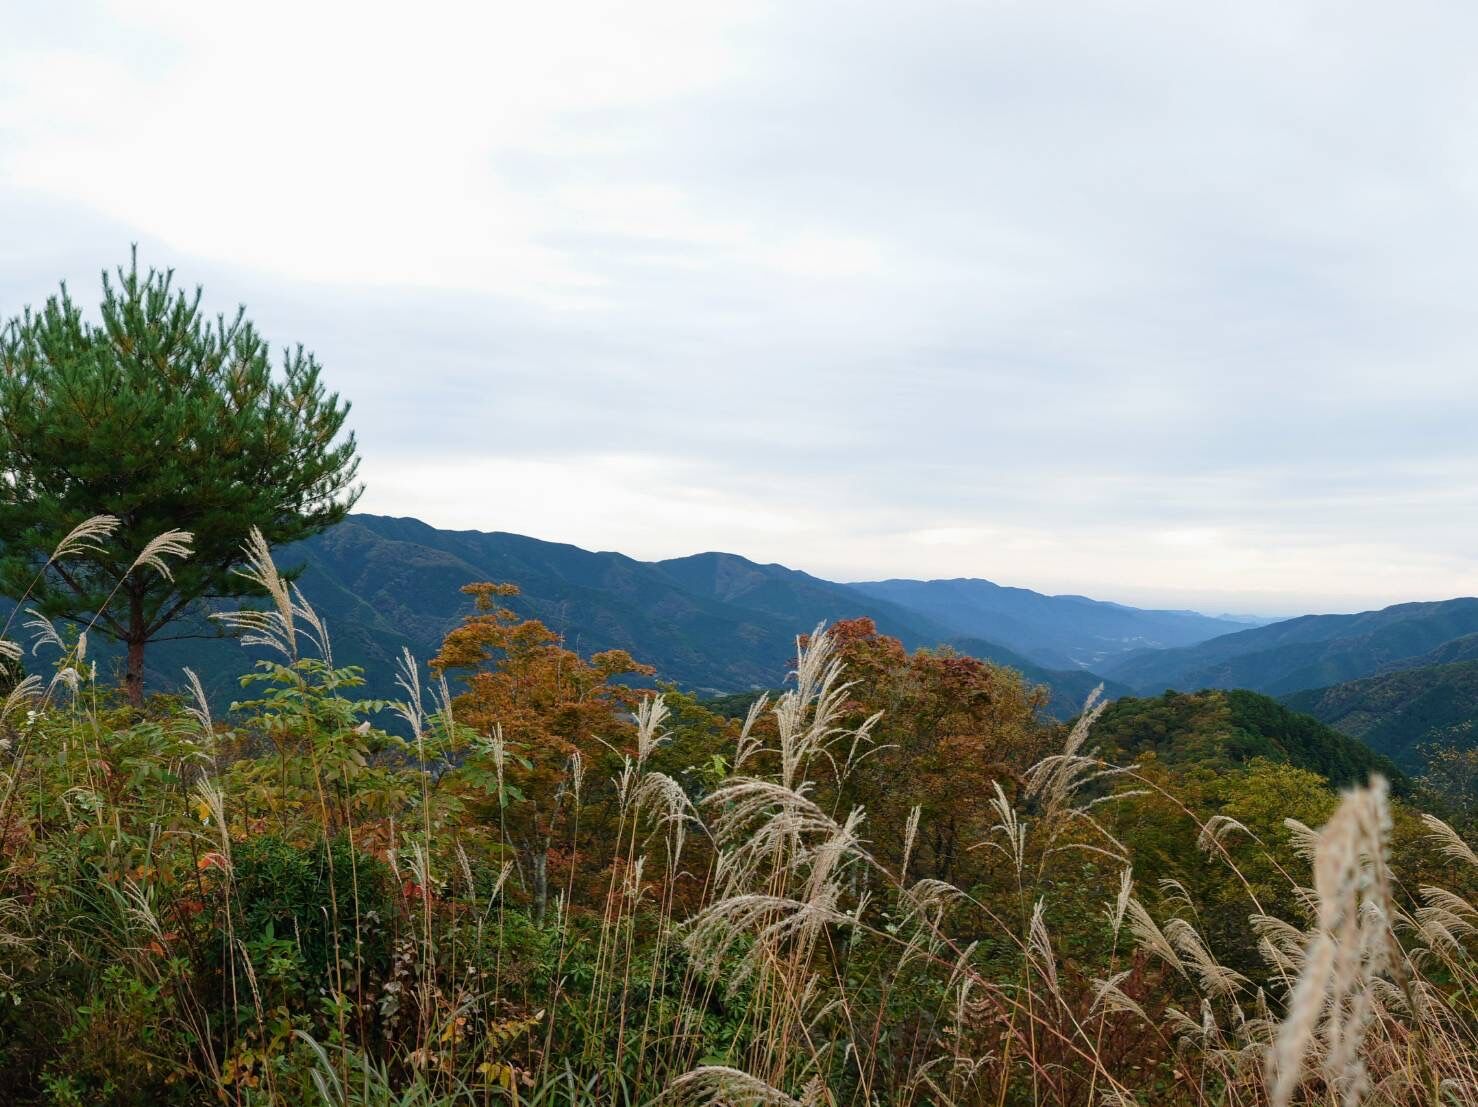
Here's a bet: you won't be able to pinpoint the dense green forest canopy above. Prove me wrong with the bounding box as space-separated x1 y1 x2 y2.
1285 658 1478 771
1091 687 1406 791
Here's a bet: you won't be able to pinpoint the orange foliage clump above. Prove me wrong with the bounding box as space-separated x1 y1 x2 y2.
431 582 654 917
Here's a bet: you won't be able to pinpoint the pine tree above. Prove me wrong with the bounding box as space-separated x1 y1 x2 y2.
0 251 361 705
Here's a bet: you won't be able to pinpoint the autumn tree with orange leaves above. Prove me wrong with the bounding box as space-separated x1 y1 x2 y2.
816 618 1055 886
431 582 654 920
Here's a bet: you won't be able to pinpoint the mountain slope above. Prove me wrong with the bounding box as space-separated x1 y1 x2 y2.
1283 660 1478 771
283 518 1147 713
649 553 1127 712
649 551 954 646
4 519 841 705
281 516 840 696
1377 632 1478 671
57 515 1114 713
849 577 1244 669
1091 688 1405 791
1101 599 1478 696
5 516 1261 716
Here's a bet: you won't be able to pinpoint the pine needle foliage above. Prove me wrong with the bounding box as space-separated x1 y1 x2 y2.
0 251 360 704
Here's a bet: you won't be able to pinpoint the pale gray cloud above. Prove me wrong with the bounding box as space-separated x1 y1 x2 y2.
3 0 1477 615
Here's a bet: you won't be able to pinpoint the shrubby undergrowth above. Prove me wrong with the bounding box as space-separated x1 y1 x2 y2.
0 523 1475 1105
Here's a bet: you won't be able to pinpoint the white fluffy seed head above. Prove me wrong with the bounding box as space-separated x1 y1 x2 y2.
1268 777 1393 1107
129 529 194 581
212 528 299 660
47 515 119 563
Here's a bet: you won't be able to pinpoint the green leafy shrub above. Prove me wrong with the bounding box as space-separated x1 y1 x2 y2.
223 835 398 1008
40 964 196 1107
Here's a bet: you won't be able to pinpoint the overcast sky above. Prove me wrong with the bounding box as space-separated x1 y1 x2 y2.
4 1 1477 616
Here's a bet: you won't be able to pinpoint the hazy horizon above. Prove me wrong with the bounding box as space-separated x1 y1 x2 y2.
347 509 1465 622
5 2 1477 616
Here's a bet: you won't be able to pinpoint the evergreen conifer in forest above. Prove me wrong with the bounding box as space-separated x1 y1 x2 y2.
0 251 360 704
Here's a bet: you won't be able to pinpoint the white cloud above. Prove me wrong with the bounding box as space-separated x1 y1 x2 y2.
3 1 1477 614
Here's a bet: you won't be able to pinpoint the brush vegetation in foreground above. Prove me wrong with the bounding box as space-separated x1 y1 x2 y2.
0 525 1475 1106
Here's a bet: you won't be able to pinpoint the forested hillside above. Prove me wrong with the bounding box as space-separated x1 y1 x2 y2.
277 516 1129 713
1284 659 1478 770
15 515 1131 716
1091 687 1404 789
1102 597 1478 695
4 542 1472 1105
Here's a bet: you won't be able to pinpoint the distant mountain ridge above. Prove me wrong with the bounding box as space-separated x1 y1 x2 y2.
17 515 1472 749
848 577 1246 669
1 515 1164 713
99 515 1120 715
1378 631 1478 670
240 517 1146 714
1100 598 1478 697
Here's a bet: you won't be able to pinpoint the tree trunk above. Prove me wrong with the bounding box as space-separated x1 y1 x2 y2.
124 588 147 708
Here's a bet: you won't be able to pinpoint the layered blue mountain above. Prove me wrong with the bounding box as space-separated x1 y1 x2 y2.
847 577 1247 669
1102 598 1478 697
16 517 1478 742
283 517 964 695
310 519 1136 712
70 515 1122 714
